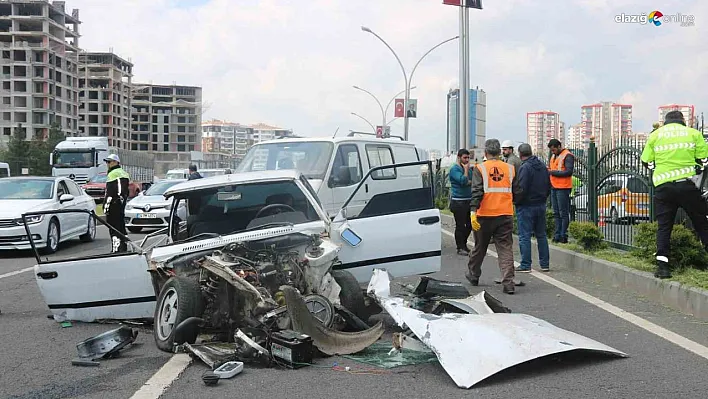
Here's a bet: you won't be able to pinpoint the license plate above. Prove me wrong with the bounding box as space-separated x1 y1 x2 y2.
137 213 157 219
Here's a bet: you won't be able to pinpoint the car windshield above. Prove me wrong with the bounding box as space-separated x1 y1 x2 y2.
236 141 334 179
0 179 54 200
145 180 184 196
89 174 107 183
54 151 94 168
176 180 321 239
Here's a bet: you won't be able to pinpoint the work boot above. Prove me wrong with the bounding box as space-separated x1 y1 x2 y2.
503 284 515 295
457 248 470 256
654 260 672 279
465 272 479 286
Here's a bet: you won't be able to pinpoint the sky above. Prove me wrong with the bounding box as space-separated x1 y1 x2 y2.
68 0 707 153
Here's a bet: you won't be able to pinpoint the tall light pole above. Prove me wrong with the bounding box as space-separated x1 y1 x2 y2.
352 86 417 135
361 26 458 141
350 112 376 134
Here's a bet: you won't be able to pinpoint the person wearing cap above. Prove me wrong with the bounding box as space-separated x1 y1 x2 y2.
640 110 708 279
501 140 521 174
103 154 130 252
547 139 574 243
188 164 202 180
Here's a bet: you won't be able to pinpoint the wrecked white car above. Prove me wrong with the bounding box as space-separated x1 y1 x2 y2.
27 162 442 353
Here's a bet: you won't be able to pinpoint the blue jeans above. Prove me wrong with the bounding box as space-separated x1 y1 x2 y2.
517 204 550 270
551 188 571 240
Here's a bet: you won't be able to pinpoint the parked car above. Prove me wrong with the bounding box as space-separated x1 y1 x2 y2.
0 176 96 253
0 162 10 178
573 174 650 223
125 179 187 233
81 172 142 204
30 162 442 338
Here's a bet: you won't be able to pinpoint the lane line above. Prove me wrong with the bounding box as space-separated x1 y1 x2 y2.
130 354 193 399
0 266 34 280
441 227 708 360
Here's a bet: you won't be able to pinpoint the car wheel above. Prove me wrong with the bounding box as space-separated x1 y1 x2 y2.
330 270 367 320
154 276 204 352
304 294 335 328
80 216 96 242
128 226 143 234
610 207 619 224
41 219 60 255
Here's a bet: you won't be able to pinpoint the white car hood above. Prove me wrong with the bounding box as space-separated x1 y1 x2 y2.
129 195 170 208
0 199 54 218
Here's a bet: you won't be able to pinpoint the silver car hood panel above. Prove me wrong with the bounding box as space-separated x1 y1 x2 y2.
366 269 628 389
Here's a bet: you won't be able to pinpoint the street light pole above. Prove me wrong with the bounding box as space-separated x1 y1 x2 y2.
361 26 458 141
350 112 376 135
353 86 417 136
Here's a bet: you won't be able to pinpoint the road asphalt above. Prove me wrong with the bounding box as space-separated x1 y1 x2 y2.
1 223 707 399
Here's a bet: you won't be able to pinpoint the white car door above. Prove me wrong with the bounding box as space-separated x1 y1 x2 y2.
329 161 442 283
325 143 367 217
65 179 91 234
34 239 156 322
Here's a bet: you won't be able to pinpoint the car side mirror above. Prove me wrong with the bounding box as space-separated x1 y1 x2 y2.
59 194 74 203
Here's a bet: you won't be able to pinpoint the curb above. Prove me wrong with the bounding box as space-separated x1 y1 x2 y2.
439 212 708 322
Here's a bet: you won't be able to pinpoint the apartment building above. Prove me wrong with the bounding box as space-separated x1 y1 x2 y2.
526 110 562 156
78 52 132 148
566 123 585 149
658 104 695 126
580 102 632 147
250 123 292 142
0 0 80 142
201 119 253 161
130 83 203 175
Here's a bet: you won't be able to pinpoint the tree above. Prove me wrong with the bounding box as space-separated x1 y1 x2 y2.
3 125 31 176
28 122 65 176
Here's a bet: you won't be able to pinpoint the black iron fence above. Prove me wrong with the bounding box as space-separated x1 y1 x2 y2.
431 137 656 250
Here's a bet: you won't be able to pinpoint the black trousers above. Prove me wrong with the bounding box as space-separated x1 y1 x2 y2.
105 203 127 253
655 180 708 260
449 199 472 250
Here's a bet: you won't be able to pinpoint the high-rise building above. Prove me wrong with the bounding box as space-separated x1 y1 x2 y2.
446 87 486 152
0 0 81 142
78 52 132 148
250 123 292 142
566 123 584 149
658 104 695 126
580 102 632 147
526 111 561 155
201 119 254 162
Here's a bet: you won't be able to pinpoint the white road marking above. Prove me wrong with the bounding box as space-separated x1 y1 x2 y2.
440 226 708 361
130 354 193 399
0 266 34 280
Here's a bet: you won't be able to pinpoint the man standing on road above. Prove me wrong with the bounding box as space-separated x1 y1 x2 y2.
641 110 708 279
547 139 574 243
104 154 130 253
502 140 522 174
466 139 522 294
449 149 473 255
514 143 551 273
188 164 202 180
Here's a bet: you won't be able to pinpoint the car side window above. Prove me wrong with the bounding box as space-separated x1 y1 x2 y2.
366 144 396 180
329 144 362 187
626 177 649 193
66 180 82 196
56 181 69 197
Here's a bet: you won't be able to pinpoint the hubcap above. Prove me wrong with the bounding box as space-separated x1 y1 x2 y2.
48 223 58 250
89 218 96 238
157 288 178 340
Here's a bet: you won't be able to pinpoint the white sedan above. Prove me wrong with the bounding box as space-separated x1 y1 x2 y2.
0 176 96 253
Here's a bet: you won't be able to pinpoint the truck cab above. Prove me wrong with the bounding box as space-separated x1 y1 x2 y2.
235 135 426 218
51 137 109 185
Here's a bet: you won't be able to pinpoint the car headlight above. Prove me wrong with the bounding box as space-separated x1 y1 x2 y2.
165 203 173 211
16 215 44 225
126 204 134 210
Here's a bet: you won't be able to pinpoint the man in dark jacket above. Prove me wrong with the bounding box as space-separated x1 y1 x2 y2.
188 164 202 180
104 154 130 252
514 143 551 272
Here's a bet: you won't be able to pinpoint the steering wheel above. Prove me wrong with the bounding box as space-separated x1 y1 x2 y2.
254 204 296 219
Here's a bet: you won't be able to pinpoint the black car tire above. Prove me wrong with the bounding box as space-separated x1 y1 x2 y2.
153 276 204 352
330 270 367 319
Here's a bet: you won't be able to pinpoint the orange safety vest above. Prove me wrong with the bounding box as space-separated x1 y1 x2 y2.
475 159 514 217
549 148 573 189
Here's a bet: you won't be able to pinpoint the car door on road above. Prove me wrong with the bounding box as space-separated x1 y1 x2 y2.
330 160 442 283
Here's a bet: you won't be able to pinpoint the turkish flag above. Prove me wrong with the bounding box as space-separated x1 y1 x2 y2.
376 126 383 138
442 0 462 5
442 0 482 8
394 99 405 118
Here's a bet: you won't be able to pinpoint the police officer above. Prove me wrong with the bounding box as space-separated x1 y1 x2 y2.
641 110 708 279
103 154 130 253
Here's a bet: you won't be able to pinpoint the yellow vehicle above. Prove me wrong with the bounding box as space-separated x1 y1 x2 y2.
573 174 650 223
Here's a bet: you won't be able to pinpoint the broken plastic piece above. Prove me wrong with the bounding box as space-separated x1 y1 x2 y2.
431 291 511 315
202 370 220 386
413 276 470 299
71 358 100 367
213 361 244 378
76 326 138 361
61 321 72 328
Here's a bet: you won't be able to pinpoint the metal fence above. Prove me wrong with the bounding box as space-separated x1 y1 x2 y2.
431 137 655 250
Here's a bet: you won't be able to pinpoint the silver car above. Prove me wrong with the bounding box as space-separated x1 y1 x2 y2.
125 179 187 233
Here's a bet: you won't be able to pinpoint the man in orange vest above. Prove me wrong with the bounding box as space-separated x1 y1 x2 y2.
466 139 522 294
547 139 574 243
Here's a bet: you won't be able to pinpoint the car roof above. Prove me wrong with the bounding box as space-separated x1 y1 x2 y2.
2 176 59 182
254 136 416 146
163 170 300 197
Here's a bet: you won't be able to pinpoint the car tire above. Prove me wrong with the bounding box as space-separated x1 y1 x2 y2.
128 227 143 234
80 216 96 242
330 270 367 319
41 219 60 255
153 276 204 352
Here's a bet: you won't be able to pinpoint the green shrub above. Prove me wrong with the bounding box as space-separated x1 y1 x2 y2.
434 196 449 211
568 221 607 252
512 207 555 239
633 222 708 270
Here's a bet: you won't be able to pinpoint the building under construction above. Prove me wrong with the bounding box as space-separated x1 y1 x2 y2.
78 51 132 147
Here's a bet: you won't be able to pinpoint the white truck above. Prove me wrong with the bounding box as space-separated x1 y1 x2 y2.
51 137 155 189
